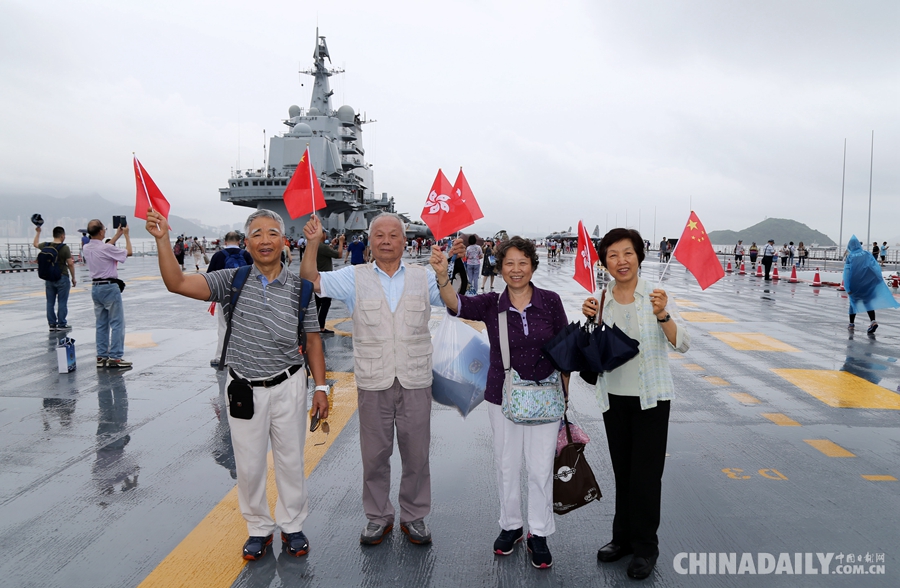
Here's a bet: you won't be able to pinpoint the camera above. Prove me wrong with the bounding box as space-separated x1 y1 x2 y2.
112 215 128 229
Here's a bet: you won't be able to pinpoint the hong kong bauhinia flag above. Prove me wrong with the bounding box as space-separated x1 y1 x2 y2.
452 168 483 223
574 220 599 293
133 156 171 220
420 169 474 240
283 147 326 219
673 211 724 290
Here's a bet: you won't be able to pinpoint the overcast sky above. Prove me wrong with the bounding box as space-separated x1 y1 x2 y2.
1 0 898 244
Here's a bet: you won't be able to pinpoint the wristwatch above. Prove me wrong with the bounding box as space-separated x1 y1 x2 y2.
314 384 331 396
657 313 671 323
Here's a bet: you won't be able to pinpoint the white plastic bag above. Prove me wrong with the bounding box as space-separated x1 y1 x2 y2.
431 314 490 417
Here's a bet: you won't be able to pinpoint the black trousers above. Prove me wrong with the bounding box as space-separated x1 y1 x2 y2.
762 256 773 279
603 395 670 558
315 294 332 330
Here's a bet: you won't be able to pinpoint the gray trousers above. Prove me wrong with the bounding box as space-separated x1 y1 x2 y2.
358 378 432 525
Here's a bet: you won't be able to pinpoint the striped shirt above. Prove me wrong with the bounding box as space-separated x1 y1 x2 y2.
204 264 319 379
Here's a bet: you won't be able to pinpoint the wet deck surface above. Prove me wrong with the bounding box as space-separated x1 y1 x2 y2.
1 255 898 587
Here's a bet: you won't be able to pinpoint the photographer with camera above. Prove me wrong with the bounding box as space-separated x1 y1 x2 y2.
82 217 132 369
32 216 76 331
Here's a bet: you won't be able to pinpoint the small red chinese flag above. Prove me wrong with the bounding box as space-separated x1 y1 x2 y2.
420 169 474 240
673 211 724 290
452 168 483 223
574 220 599 293
283 147 326 219
133 156 171 220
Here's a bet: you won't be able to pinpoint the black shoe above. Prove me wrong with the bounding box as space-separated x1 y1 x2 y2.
627 554 658 580
319 328 334 334
210 359 219 368
493 527 524 555
526 533 552 569
597 541 633 562
281 531 309 557
242 534 273 560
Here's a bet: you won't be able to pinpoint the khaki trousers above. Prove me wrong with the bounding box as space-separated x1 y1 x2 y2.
358 378 432 525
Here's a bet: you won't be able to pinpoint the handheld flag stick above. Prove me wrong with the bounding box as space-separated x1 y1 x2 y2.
134 153 158 230
306 143 314 220
656 239 681 286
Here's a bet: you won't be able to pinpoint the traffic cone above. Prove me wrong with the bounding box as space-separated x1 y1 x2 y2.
810 270 822 287
739 263 746 275
756 264 763 277
837 280 845 291
772 266 780 280
726 261 733 273
788 266 798 283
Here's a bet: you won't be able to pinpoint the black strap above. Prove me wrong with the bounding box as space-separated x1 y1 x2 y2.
217 265 253 370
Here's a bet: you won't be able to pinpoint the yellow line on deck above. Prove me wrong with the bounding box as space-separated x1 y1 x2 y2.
773 369 900 410
861 475 897 482
125 333 158 349
729 392 760 404
682 363 705 372
0 300 16 306
702 376 730 386
138 371 358 588
710 332 799 352
761 413 801 426
804 439 856 458
673 298 699 308
680 312 734 323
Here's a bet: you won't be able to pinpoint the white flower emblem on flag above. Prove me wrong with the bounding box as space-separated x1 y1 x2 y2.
425 190 451 214
581 247 592 269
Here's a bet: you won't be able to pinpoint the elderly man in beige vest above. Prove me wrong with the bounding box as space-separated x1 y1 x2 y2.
301 213 446 546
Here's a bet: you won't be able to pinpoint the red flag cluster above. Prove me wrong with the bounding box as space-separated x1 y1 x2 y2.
133 156 171 220
574 220 599 293
674 211 724 290
283 147 327 219
420 168 482 240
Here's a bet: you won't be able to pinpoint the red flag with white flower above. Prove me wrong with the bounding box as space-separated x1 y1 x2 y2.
133 156 171 220
452 168 483 223
673 210 724 290
420 169 474 240
283 147 326 219
574 220 599 293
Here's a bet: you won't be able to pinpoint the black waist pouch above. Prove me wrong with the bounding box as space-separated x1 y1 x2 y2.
227 378 254 419
113 278 126 293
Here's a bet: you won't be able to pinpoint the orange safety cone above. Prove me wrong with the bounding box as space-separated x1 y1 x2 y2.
726 261 733 273
837 280 845 291
810 269 822 287
788 266 798 283
756 264 763 277
772 266 780 280
739 263 746 275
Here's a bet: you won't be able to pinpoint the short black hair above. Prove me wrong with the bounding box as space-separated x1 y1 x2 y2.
597 228 645 268
52 226 65 239
495 236 539 271
468 234 477 245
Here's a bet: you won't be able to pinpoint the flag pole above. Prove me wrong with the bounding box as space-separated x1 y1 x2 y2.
657 231 684 286
134 153 160 233
306 144 315 221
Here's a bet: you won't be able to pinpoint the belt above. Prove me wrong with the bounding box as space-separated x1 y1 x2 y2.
230 364 302 388
92 279 116 285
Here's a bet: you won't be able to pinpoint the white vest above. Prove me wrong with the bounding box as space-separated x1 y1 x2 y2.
351 264 433 390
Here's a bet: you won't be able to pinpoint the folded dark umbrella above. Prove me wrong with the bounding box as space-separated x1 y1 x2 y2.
542 321 587 373
590 321 640 372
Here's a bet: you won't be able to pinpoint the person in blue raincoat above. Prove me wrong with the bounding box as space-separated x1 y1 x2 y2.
843 235 899 334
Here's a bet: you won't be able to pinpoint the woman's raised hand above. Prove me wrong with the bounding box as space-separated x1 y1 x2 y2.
430 245 448 275
582 296 599 318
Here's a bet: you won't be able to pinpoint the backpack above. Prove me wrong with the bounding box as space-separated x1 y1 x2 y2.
224 248 248 269
37 243 62 281
173 242 184 256
217 265 315 370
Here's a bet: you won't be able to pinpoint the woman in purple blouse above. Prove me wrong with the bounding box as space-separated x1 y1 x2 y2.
430 236 569 570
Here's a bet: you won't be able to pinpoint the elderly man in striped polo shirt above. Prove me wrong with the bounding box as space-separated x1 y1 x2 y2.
146 208 329 561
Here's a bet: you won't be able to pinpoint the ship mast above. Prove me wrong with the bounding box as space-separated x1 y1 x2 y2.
300 28 344 115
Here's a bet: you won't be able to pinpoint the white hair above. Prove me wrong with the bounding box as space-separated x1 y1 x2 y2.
370 212 405 232
244 209 285 235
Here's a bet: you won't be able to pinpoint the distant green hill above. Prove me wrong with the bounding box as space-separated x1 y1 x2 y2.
708 218 835 247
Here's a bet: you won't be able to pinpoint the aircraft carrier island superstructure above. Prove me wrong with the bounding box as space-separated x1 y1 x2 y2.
218 31 393 237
